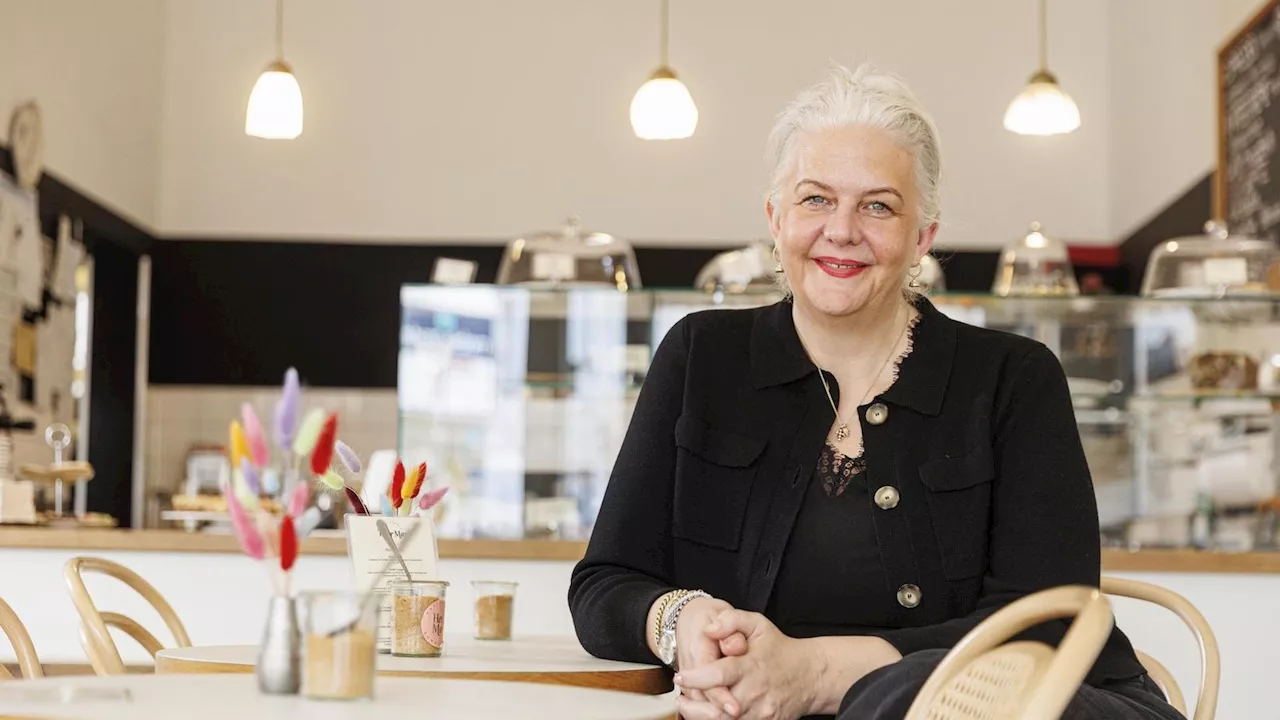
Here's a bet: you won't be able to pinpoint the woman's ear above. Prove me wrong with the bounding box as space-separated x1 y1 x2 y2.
915 221 939 262
766 199 783 242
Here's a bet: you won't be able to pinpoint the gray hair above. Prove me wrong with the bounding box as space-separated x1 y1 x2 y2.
764 62 943 227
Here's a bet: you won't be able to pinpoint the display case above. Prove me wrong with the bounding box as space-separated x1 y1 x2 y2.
397 285 1280 553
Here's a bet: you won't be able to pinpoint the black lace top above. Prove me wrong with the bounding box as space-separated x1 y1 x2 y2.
767 442 893 639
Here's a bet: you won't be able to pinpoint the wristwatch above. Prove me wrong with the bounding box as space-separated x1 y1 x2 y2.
657 590 710 670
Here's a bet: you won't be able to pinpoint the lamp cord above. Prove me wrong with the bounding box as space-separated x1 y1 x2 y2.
276 0 285 61
660 0 670 68
1038 0 1048 71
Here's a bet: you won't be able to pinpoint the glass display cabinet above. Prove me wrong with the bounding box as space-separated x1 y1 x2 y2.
398 285 1280 553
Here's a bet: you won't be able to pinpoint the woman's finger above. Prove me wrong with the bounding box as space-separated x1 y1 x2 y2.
677 695 733 720
703 685 740 718
703 610 763 641
675 656 744 691
718 631 748 657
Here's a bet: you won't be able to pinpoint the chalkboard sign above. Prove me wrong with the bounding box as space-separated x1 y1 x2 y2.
1218 0 1280 239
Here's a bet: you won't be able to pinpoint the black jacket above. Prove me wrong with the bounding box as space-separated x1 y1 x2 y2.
568 295 1145 686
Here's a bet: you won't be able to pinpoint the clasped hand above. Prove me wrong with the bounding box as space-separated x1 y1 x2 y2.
673 606 822 720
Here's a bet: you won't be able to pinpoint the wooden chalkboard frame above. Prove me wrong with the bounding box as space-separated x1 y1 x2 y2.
1216 0 1280 220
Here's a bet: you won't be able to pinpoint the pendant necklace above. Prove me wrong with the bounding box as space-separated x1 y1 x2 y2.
812 310 909 442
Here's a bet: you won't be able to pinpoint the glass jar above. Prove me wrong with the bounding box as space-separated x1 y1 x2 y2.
471 580 517 640
299 591 378 701
390 580 448 657
496 216 641 291
991 222 1079 297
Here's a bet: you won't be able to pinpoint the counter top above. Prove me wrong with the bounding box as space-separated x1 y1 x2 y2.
0 527 590 561
2 527 1280 573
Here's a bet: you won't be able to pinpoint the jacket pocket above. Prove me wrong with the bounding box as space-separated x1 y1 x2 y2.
671 415 766 551
919 444 995 579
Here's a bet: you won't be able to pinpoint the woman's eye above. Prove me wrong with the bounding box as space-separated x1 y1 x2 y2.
802 195 830 207
865 201 893 215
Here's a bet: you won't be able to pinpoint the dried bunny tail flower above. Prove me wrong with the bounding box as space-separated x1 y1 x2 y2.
240 403 269 467
334 440 362 474
417 486 449 511
274 367 301 450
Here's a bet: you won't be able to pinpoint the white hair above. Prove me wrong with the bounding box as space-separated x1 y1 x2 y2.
764 62 943 227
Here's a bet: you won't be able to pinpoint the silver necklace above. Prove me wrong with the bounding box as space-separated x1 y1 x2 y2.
810 311 909 442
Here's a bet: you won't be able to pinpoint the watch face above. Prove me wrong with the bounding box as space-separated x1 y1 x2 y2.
658 630 677 666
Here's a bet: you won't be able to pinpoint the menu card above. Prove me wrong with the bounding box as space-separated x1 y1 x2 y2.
345 514 440 652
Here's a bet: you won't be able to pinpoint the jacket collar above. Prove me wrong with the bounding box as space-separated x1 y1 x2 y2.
749 295 955 416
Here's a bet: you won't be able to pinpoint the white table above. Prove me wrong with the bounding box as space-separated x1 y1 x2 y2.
0 673 677 720
155 634 671 694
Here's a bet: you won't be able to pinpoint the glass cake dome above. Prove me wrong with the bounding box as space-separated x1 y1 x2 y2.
694 242 776 293
1140 220 1280 298
991 222 1079 297
496 216 641 291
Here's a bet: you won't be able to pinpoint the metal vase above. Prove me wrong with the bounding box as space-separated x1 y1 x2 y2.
256 595 301 695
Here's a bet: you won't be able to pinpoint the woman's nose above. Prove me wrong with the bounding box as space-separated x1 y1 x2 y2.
823 207 862 245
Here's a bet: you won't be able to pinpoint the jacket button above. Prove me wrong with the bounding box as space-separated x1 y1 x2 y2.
897 584 922 608
874 486 900 510
865 403 889 425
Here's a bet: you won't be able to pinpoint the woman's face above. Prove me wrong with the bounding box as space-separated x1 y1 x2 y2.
768 125 937 319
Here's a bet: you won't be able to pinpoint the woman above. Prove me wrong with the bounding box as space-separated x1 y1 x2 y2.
568 64 1183 720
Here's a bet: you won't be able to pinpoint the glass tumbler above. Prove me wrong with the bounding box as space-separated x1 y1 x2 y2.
471 581 518 640
299 590 379 701
390 580 449 657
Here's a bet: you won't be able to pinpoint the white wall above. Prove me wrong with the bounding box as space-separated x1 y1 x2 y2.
0 0 166 228
1107 0 1279 241
1108 0 1220 240
155 0 1112 249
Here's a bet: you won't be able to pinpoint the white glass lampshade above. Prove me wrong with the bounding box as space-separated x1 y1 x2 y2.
245 61 303 139
630 67 698 140
1003 71 1080 136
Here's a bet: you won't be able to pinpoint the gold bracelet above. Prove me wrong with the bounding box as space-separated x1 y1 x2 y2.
652 590 688 647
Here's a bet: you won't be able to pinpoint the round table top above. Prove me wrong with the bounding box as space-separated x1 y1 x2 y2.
155 634 671 695
0 673 676 720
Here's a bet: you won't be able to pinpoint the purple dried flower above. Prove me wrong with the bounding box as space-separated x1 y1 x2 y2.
334 440 362 474
240 457 260 495
273 367 301 450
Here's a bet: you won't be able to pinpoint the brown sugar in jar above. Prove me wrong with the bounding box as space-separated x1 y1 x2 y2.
390 580 448 657
471 581 517 640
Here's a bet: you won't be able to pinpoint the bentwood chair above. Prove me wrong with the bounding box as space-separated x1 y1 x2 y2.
0 597 43 679
1101 577 1219 720
905 586 1114 720
63 557 191 675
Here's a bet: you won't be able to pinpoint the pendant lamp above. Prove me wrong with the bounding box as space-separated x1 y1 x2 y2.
246 0 303 139
1004 0 1079 136
630 0 698 140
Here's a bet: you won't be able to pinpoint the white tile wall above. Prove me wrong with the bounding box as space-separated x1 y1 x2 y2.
144 385 399 510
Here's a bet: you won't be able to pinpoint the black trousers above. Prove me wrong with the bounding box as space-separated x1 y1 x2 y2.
838 649 1187 720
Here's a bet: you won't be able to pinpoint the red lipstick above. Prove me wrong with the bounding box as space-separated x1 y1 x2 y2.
813 257 868 279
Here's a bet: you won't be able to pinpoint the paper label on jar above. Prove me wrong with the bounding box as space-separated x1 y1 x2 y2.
421 599 445 648
532 253 576 280
1203 257 1248 287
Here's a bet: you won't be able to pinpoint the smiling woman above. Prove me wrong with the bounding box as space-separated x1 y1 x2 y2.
568 63 1183 720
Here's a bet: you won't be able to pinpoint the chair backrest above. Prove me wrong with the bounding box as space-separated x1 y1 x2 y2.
0 598 42 680
1100 576 1219 720
906 586 1114 720
63 557 191 675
